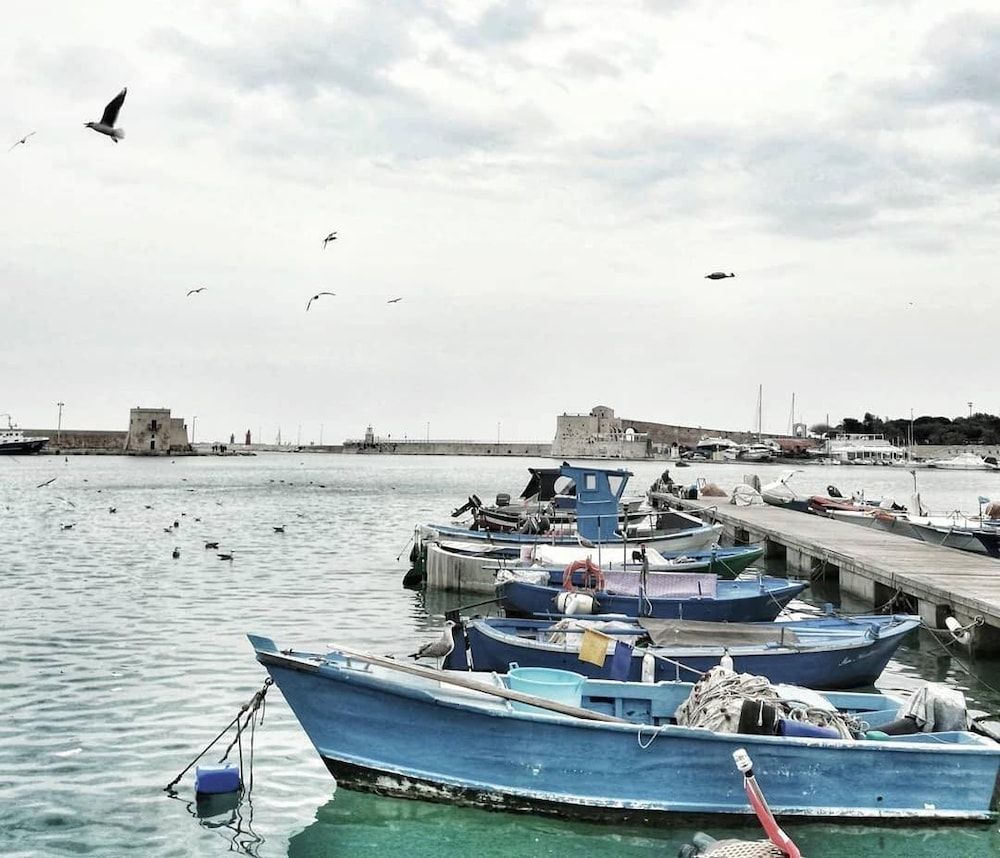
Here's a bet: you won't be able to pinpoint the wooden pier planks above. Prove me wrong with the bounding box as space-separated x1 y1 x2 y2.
671 498 1000 635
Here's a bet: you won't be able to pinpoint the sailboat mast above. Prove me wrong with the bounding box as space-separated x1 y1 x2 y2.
757 384 763 441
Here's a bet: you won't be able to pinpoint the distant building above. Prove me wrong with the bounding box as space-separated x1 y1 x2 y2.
552 406 651 459
124 407 190 454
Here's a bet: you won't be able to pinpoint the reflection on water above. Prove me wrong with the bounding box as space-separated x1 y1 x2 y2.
1 454 999 856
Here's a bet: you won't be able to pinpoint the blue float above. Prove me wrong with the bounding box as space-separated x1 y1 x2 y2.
194 762 241 795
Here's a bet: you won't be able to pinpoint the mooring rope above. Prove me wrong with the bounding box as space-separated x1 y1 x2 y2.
164 678 272 793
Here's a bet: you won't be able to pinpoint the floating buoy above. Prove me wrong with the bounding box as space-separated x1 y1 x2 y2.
194 762 241 796
944 616 972 646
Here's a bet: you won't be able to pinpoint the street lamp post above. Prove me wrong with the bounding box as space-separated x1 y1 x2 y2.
191 416 197 445
497 421 501 445
56 402 65 445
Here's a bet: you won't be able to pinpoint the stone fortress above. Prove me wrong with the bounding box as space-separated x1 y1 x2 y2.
551 405 816 459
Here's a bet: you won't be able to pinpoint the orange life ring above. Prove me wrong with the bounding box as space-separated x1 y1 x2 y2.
562 558 605 591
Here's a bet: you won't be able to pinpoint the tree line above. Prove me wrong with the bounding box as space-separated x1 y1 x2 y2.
809 413 1000 447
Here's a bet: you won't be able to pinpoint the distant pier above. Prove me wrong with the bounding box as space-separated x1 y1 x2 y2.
669 495 1000 653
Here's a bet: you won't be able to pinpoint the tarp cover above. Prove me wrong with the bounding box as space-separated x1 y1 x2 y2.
637 617 800 647
603 570 718 598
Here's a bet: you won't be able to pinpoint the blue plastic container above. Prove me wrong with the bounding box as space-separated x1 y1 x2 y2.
194 763 241 795
777 719 841 740
507 666 585 714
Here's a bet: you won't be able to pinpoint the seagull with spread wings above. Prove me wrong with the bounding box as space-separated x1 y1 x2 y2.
323 231 337 248
85 87 127 142
387 297 403 304
306 292 336 311
9 131 35 151
186 287 207 297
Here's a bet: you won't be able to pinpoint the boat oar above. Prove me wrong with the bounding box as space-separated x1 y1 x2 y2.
326 644 630 725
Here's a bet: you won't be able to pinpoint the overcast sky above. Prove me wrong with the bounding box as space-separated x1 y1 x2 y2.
4 1 1000 444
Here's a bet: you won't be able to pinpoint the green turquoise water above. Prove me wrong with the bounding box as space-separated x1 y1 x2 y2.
2 454 999 857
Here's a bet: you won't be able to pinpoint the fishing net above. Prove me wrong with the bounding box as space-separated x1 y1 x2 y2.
674 667 861 738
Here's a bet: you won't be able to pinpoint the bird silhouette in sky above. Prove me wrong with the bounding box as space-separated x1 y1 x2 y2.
9 131 36 151
85 87 127 142
323 231 337 248
705 272 736 280
307 292 336 311
186 287 207 297
387 297 403 304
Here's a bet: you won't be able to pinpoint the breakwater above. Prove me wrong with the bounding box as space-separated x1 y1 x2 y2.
343 440 552 457
24 428 127 454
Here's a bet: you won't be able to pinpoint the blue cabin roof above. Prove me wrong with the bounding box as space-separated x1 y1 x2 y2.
558 463 632 541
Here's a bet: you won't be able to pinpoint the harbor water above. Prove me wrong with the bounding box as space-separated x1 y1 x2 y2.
3 453 1000 857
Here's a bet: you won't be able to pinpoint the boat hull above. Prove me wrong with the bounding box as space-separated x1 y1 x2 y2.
462 616 920 689
498 578 808 621
0 438 47 455
255 650 1000 823
422 523 723 554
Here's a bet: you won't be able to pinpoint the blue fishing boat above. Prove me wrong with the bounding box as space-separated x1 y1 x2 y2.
249 636 1000 822
498 575 808 621
537 544 766 583
452 614 921 689
421 463 723 553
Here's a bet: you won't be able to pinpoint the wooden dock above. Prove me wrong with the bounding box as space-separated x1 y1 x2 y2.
668 496 1000 652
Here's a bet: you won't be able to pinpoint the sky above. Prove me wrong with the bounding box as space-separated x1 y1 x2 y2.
4 1 1000 444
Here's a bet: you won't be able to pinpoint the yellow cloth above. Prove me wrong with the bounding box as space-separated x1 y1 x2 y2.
578 628 610 667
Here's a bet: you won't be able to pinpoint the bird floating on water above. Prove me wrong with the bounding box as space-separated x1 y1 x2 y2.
273 525 285 533
85 87 127 143
705 271 736 280
323 231 337 248
186 287 207 297
306 292 336 311
9 131 36 151
205 541 219 549
217 552 234 562
409 621 456 666
61 523 75 531
387 297 403 304
172 547 180 559
108 507 117 514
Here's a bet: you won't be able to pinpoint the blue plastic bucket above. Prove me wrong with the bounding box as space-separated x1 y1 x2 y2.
507 665 585 714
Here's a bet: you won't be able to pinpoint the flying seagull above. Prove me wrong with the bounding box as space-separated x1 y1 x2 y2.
36 477 57 488
387 297 403 304
704 271 736 280
306 291 336 311
85 87 127 142
186 287 207 297
323 231 337 248
408 620 456 666
9 131 36 151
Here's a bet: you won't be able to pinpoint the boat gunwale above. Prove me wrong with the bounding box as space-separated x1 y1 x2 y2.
253 646 1000 756
466 615 922 659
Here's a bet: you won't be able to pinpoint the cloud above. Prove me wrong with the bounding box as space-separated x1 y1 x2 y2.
890 12 1000 108
449 0 545 48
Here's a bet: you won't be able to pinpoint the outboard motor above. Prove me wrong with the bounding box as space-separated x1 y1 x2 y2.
496 492 511 507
